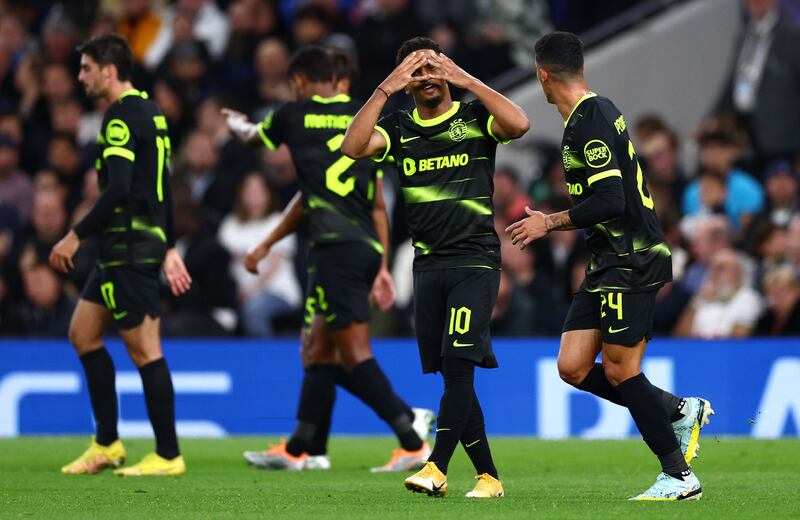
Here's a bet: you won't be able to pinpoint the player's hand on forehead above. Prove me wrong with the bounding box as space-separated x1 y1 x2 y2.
426 52 475 90
380 50 432 95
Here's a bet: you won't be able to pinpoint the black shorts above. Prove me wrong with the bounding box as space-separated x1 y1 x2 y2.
304 242 381 330
413 268 500 374
82 264 162 330
562 289 657 346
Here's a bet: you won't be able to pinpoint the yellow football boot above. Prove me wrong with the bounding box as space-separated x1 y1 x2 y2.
114 452 186 477
61 438 126 475
404 461 447 497
465 473 504 498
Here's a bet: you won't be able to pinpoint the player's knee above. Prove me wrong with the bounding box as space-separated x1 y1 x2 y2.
557 356 591 387
68 323 101 354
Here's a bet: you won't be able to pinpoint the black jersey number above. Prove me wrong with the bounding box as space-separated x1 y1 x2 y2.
325 134 356 197
627 140 654 210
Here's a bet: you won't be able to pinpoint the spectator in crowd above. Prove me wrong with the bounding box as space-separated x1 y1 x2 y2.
788 215 800 268
13 258 75 336
754 160 799 229
164 186 237 336
217 172 301 336
177 129 235 231
755 265 800 335
715 0 800 167
491 270 536 336
46 134 84 210
195 96 257 183
292 4 356 54
0 133 33 224
145 0 231 69
39 6 79 65
251 37 293 118
639 124 686 218
160 39 215 108
493 166 533 227
681 214 732 294
682 129 764 234
117 0 163 64
674 248 762 338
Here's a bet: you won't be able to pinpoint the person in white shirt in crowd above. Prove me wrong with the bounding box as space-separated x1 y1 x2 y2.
217 172 300 336
674 248 762 338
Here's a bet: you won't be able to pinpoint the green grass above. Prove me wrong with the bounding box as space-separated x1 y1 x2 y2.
1 437 799 519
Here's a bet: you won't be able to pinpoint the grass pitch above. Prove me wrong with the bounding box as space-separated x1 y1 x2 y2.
1 437 799 519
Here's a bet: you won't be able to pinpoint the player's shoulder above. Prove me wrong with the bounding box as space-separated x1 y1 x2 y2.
107 92 159 125
574 95 624 136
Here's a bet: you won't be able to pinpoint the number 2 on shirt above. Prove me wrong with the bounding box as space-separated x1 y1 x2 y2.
325 133 356 197
627 139 654 210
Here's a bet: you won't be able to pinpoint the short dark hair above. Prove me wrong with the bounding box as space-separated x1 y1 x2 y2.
287 46 334 83
76 34 133 82
396 36 442 66
329 48 358 84
534 31 584 78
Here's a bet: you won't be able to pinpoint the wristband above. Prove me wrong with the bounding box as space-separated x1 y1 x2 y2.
376 87 390 99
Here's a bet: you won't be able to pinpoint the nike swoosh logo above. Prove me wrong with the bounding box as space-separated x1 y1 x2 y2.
436 428 451 432
608 326 630 334
465 439 480 448
453 340 474 347
113 311 128 320
399 135 420 143
432 481 445 493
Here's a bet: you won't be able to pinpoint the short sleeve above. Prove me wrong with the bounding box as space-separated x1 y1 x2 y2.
731 289 763 328
101 104 138 163
468 100 510 144
373 112 397 163
576 114 622 187
256 105 289 150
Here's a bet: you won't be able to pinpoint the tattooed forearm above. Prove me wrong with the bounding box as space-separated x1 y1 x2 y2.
545 211 577 231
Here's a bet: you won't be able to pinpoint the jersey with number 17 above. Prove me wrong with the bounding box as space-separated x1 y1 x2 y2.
561 93 672 293
256 94 381 252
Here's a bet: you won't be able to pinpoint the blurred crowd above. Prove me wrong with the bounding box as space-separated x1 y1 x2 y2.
0 0 798 339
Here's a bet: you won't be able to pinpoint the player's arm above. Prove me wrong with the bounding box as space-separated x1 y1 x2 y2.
426 52 529 141
244 192 304 274
221 108 264 146
50 117 136 273
370 173 396 311
341 51 430 159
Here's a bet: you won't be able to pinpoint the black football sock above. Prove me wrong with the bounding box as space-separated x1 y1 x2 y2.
347 359 422 451
577 363 625 406
336 365 415 423
138 358 179 459
79 347 119 446
308 365 338 456
615 373 689 478
429 357 475 475
287 364 337 457
578 364 685 421
461 391 498 479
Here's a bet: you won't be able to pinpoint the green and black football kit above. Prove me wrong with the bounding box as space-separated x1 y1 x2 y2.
256 94 383 330
375 100 507 373
75 89 174 330
559 93 672 345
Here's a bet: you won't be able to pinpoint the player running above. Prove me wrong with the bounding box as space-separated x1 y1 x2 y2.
51 34 192 477
342 37 529 498
506 31 713 501
224 46 433 472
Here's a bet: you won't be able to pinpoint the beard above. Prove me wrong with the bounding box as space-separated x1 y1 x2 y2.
421 93 443 109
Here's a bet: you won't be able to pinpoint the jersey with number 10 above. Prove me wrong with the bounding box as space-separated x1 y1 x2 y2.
561 93 672 292
256 94 381 252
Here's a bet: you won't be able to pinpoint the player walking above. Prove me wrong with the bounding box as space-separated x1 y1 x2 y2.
51 34 192 477
342 37 530 497
506 32 713 500
224 47 433 472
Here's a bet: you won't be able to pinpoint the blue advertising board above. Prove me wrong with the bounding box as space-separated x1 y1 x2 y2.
1 338 797 438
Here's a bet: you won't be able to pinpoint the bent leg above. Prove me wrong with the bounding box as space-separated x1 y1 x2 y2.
603 340 689 478
70 299 118 446
120 316 179 459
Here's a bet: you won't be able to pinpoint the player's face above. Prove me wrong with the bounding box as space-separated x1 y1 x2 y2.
409 57 447 109
78 55 109 100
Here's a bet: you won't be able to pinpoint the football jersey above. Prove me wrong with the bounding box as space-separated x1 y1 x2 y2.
375 100 506 271
94 89 173 267
256 94 381 252
561 93 672 292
